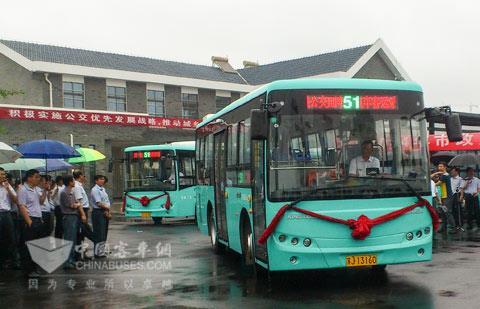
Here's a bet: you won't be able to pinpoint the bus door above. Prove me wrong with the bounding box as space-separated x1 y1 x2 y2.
214 130 229 242
251 139 267 262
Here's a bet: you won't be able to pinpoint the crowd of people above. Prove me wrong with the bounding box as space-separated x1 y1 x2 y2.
0 168 111 277
431 162 480 233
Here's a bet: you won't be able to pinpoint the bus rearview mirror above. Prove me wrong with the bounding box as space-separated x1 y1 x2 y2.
250 109 268 140
445 113 463 142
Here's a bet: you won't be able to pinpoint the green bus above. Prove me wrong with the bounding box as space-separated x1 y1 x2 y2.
195 78 461 272
123 141 196 224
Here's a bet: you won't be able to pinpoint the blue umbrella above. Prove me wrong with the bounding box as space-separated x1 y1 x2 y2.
37 159 73 172
18 139 80 159
17 139 80 173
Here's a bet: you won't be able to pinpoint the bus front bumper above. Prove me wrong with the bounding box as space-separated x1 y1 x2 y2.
266 233 433 271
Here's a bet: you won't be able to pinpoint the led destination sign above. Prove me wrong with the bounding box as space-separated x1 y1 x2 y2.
306 95 398 111
132 151 161 159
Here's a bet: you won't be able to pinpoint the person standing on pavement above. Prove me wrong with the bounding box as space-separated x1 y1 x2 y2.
38 175 53 237
449 167 464 232
0 170 18 270
53 176 64 238
7 173 22 269
90 175 111 258
431 162 454 231
17 169 43 277
73 170 94 255
462 167 480 230
60 175 86 268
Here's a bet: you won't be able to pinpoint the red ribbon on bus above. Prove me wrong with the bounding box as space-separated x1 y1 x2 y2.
257 198 439 244
125 192 171 210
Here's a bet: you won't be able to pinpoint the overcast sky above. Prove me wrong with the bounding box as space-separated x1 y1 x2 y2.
1 0 478 112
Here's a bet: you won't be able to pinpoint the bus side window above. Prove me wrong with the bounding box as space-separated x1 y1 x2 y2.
238 119 251 185
196 136 206 185
226 124 238 187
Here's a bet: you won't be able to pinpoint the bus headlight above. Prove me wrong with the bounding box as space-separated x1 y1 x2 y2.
424 227 431 235
416 230 422 238
290 256 298 264
278 234 286 242
303 238 311 247
291 238 299 245
406 232 414 241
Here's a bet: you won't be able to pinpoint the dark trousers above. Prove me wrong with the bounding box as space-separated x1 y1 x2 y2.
11 212 23 266
450 193 463 227
465 194 480 228
92 209 108 256
0 211 16 267
77 210 94 258
63 214 79 264
77 209 94 242
41 212 53 238
21 217 43 273
54 206 63 238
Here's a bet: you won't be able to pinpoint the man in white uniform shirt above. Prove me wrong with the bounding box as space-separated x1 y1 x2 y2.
53 176 64 238
0 170 17 269
462 167 480 230
349 140 380 177
90 175 111 258
449 167 464 231
38 175 52 237
73 171 93 253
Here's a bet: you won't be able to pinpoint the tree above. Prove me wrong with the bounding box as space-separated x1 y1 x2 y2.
0 88 24 135
0 89 23 98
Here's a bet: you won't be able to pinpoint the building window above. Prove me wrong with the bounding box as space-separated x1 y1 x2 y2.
181 93 198 119
63 82 84 109
215 96 230 112
107 86 126 112
147 90 165 117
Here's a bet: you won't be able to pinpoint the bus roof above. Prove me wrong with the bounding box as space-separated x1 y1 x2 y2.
124 141 195 152
197 78 423 128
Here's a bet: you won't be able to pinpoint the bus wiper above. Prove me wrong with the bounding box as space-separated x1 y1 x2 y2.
348 176 422 200
284 184 371 207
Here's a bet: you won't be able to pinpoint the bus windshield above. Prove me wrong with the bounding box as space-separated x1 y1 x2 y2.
125 150 176 191
268 90 430 201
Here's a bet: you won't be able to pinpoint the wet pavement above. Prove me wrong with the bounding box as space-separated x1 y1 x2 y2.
1 217 480 308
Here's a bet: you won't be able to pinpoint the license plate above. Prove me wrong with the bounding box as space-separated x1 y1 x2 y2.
141 212 151 218
345 254 377 267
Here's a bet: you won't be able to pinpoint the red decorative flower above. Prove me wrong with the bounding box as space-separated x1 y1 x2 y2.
347 215 374 240
140 196 150 207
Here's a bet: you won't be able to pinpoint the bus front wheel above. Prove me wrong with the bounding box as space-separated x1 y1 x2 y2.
240 216 255 273
152 217 163 225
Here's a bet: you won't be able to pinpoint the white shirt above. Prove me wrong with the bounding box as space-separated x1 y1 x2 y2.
37 187 52 213
74 180 90 209
450 175 464 194
349 156 380 177
0 184 16 211
90 184 110 209
463 177 480 195
431 180 437 197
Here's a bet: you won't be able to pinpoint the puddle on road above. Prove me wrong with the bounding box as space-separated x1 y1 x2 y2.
438 290 458 297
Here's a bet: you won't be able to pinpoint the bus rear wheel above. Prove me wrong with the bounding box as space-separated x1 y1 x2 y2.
208 210 223 254
152 217 163 225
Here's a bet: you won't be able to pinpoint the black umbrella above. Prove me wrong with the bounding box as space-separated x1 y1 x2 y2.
430 151 456 165
448 153 480 167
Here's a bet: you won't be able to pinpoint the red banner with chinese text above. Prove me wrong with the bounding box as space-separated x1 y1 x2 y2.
0 106 200 129
428 133 480 151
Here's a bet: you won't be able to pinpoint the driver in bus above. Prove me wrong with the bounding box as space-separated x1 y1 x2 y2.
348 140 380 177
